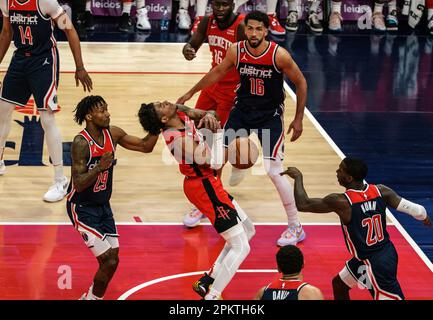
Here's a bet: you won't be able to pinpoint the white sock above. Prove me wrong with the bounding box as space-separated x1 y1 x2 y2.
264 158 300 226
310 0 320 13
179 0 189 10
136 0 145 9
0 102 14 161
208 229 250 296
122 1 132 14
388 0 397 13
39 111 64 182
85 0 91 12
196 0 207 17
428 9 433 20
266 0 278 14
86 285 103 300
288 0 297 12
374 2 384 14
331 0 341 13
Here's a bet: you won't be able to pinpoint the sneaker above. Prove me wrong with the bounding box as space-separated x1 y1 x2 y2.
306 11 323 33
119 13 133 33
191 16 203 35
136 7 151 31
385 10 398 31
285 11 298 32
228 167 246 186
192 273 214 298
43 176 68 202
372 12 386 32
428 16 433 36
268 13 286 35
177 9 192 30
0 160 6 175
183 208 204 227
328 11 342 32
84 10 95 31
277 224 306 247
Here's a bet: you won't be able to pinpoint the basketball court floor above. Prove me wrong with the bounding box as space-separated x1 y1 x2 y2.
0 41 432 300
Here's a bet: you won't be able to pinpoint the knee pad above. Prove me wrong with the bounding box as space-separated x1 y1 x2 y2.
264 158 284 178
242 218 256 241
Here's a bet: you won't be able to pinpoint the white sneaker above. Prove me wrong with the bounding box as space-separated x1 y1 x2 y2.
43 176 68 202
177 9 191 30
0 160 6 175
136 7 151 31
183 208 204 227
228 167 246 187
277 224 306 246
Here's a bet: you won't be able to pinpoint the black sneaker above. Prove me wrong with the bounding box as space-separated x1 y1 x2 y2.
119 13 133 33
84 11 95 31
285 11 298 32
306 11 323 33
192 273 214 298
385 10 398 31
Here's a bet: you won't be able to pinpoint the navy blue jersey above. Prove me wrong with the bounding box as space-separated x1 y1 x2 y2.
261 278 309 300
342 184 391 260
235 40 285 114
67 128 116 205
2 0 62 56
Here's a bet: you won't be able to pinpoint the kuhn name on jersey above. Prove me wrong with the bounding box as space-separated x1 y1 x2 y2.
239 65 273 78
10 12 38 25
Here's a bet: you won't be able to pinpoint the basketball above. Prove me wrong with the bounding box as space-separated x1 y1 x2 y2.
227 137 259 170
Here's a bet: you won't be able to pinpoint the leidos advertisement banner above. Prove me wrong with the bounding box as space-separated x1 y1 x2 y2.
91 0 400 21
91 0 172 19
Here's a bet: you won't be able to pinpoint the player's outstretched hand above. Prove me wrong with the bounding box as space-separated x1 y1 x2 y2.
287 118 303 142
99 152 114 171
423 215 432 227
280 167 302 179
176 92 193 105
198 113 220 132
75 68 93 92
183 46 197 61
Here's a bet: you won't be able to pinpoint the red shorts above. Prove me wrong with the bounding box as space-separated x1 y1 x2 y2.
183 175 240 233
195 83 236 126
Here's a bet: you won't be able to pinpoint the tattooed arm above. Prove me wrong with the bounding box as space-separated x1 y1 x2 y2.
71 135 113 192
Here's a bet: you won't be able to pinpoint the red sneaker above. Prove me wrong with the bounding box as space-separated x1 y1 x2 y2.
191 16 203 35
268 13 286 36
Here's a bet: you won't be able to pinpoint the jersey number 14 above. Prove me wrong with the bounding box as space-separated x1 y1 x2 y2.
19 26 33 45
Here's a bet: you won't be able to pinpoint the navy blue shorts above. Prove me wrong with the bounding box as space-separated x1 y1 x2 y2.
66 201 118 240
339 243 404 300
0 49 60 111
223 107 284 160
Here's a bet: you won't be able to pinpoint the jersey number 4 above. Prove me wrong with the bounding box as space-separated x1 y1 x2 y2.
93 171 109 193
18 26 33 45
362 214 384 246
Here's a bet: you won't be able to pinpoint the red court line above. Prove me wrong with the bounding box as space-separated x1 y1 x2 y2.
0 225 431 300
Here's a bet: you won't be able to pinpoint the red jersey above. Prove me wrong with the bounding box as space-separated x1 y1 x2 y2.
261 278 309 300
206 14 244 86
163 111 215 178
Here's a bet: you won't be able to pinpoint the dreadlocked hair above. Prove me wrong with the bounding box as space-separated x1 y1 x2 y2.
138 103 165 135
73 95 107 125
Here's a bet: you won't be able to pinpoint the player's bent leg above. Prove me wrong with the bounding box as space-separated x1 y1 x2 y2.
91 247 119 299
0 101 15 175
205 224 250 300
231 199 255 241
39 110 68 202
